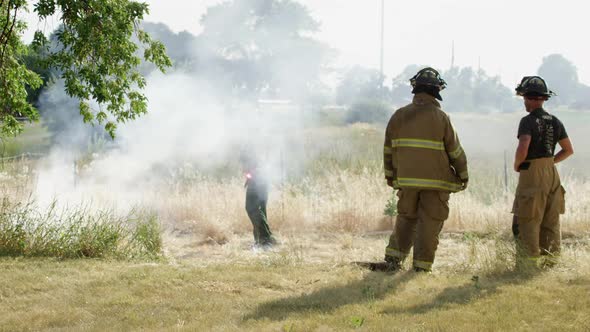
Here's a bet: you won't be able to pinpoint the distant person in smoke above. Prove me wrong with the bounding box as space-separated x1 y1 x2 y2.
358 67 468 273
511 76 573 269
240 148 276 249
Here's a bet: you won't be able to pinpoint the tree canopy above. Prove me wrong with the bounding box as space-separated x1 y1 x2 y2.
335 66 386 105
0 0 171 138
538 53 590 108
198 0 332 101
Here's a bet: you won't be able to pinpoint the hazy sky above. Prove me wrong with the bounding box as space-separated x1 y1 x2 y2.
23 0 590 88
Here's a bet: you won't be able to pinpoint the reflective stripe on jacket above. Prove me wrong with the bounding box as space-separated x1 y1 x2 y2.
383 93 468 192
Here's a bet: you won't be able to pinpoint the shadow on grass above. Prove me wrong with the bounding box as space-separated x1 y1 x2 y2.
381 268 539 315
245 268 416 321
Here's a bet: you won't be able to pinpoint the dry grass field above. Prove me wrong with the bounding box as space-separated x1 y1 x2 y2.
1 235 590 331
1 113 589 331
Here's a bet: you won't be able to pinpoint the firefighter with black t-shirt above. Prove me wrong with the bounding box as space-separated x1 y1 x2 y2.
512 76 574 268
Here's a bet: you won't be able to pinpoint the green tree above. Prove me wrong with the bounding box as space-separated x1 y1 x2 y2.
537 54 584 107
22 42 54 108
0 0 171 138
199 0 331 101
336 66 387 105
139 22 198 72
391 65 518 112
0 0 42 136
390 64 422 105
443 67 518 113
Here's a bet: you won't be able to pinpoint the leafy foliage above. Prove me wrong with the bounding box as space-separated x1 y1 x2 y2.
140 22 197 70
0 0 43 137
442 67 518 113
35 80 110 148
383 191 397 217
21 43 54 108
199 0 331 101
538 54 590 109
0 0 171 138
390 65 519 112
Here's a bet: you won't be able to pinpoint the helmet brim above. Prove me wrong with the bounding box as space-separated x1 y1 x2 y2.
516 91 553 98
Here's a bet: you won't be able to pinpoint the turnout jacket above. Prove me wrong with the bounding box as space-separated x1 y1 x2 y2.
383 93 468 192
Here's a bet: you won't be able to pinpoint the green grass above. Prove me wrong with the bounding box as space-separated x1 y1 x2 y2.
0 122 51 158
0 236 589 331
0 199 162 260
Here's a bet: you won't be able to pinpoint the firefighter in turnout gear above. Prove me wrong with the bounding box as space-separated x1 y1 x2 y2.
512 76 573 268
367 67 468 273
240 149 276 249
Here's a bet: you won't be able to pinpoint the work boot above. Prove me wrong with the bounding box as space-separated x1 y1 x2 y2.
354 258 401 272
259 237 278 250
384 257 402 271
370 262 398 272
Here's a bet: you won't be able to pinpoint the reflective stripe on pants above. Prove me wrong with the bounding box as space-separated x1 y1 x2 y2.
385 189 449 271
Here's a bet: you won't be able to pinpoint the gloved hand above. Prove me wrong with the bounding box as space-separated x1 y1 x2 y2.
461 178 469 191
244 172 253 188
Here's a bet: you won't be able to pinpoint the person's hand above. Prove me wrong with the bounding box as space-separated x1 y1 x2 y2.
244 172 253 187
461 178 469 191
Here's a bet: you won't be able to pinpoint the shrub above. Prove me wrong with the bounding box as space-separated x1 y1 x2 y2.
0 199 162 260
345 100 392 125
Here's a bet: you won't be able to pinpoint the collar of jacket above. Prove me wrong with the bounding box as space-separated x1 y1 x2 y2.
412 93 441 107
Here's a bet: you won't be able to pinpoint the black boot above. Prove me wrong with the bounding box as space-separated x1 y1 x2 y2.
354 257 401 272
371 262 399 272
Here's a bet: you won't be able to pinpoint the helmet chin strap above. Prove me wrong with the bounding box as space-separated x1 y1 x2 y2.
412 85 443 101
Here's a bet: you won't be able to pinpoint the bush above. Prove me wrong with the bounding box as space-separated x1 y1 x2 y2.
0 199 162 260
345 100 392 124
383 192 398 217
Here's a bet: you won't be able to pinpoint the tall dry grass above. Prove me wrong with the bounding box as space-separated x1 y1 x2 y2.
1 122 588 251
1 119 589 330
153 167 590 244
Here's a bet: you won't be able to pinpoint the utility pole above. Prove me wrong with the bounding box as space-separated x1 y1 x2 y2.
451 40 455 69
478 56 481 73
379 0 385 84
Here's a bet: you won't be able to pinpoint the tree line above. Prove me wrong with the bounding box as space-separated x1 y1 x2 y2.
5 0 589 140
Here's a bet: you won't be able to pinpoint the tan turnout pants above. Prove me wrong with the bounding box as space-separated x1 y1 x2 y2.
385 189 450 271
512 157 565 263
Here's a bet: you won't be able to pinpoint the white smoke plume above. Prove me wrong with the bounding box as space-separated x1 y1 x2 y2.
33 70 308 211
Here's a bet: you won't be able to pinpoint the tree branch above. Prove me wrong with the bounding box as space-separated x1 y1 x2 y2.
0 2 18 69
0 0 12 45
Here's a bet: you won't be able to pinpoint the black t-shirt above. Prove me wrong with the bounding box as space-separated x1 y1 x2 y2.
517 108 568 160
